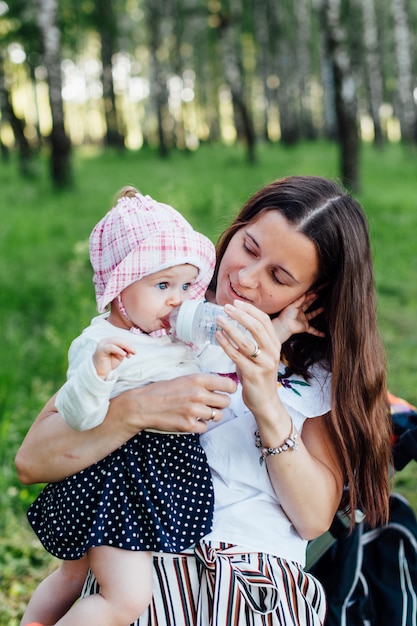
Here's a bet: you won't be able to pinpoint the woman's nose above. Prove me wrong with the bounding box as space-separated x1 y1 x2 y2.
238 264 259 287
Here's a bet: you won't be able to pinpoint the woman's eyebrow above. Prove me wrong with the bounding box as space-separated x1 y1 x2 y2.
245 229 299 284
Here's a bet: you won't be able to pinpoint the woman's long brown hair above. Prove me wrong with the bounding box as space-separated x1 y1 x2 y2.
210 176 391 528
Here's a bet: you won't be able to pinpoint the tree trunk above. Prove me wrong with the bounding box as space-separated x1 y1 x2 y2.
96 0 125 148
217 5 256 163
270 0 301 145
28 55 43 149
0 50 32 173
360 0 384 146
147 0 170 157
35 0 72 187
391 0 417 144
295 0 316 139
319 48 339 140
314 0 338 140
253 0 273 141
318 0 360 192
196 39 222 143
170 0 188 150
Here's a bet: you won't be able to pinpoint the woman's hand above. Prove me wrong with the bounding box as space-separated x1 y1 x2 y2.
15 374 236 485
112 372 236 435
216 300 281 416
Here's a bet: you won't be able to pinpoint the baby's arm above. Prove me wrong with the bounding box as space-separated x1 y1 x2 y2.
56 337 136 431
272 293 325 344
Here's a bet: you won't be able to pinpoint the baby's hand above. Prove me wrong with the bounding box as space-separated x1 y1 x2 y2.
272 293 325 344
93 337 136 379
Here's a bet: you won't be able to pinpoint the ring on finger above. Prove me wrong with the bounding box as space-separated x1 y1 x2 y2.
250 343 260 359
209 408 216 421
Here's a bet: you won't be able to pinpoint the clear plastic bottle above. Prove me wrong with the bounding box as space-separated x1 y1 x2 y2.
169 300 254 346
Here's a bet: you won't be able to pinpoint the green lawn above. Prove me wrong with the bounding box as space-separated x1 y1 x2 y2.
1 141 416 623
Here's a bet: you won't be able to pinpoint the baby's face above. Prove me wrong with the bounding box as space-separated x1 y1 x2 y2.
120 264 199 333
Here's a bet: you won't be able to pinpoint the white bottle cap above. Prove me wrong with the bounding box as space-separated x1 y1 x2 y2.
175 299 201 343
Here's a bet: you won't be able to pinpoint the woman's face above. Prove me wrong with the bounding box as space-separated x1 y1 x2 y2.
215 210 320 316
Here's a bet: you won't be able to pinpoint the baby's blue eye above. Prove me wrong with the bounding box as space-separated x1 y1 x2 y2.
182 283 191 291
157 282 168 290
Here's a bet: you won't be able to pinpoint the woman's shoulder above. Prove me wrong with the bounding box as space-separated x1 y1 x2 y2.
277 361 332 418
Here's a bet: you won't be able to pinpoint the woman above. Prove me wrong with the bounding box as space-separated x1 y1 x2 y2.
16 175 392 626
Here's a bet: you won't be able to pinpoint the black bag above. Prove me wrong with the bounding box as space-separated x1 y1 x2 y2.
307 394 417 626
309 493 417 626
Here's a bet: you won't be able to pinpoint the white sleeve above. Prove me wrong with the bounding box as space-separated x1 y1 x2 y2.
56 339 118 431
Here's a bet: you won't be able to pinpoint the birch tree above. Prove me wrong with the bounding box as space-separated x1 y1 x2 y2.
145 0 171 156
360 0 385 146
269 0 301 144
35 0 72 187
95 0 125 147
253 0 273 141
317 34 338 139
194 8 222 143
0 49 32 173
265 0 317 144
295 0 316 139
317 0 360 191
391 0 417 144
214 1 256 162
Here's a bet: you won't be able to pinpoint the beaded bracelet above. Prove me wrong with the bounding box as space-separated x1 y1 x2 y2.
254 423 299 466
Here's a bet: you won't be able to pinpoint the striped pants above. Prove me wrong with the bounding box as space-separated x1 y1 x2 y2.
82 541 326 625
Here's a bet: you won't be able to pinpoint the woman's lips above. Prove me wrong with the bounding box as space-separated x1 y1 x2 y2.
229 279 252 302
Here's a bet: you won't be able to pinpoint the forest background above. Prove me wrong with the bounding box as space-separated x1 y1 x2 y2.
1 0 417 623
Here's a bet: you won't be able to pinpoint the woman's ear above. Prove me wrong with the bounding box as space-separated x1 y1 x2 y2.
309 281 329 293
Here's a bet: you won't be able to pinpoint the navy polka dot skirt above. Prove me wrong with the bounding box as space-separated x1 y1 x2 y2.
27 432 214 560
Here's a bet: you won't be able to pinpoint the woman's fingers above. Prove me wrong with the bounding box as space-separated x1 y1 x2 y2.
220 301 280 355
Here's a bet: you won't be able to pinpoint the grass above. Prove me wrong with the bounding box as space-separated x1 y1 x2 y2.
1 140 416 623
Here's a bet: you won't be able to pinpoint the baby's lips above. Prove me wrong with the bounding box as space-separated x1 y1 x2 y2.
160 317 171 331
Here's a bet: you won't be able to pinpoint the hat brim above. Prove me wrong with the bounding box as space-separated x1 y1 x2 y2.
96 230 215 312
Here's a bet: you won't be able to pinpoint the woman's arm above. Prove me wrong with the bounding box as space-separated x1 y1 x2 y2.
216 301 344 540
254 405 344 540
15 374 236 485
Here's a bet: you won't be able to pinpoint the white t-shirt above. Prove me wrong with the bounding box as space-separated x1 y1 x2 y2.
200 362 332 565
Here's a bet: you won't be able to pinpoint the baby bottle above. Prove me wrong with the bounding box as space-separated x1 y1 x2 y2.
169 300 254 346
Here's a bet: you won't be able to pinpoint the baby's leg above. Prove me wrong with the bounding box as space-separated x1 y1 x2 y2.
19 556 88 625
55 547 153 626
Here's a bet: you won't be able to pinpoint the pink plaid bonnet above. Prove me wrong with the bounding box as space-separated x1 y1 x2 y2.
89 191 216 313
